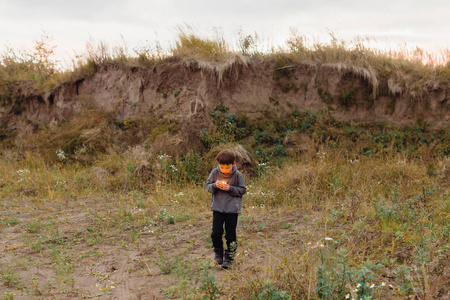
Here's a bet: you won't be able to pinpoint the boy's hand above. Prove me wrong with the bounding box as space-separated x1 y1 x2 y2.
216 180 230 191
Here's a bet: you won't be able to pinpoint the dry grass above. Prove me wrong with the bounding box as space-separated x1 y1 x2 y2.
2 29 448 102
16 109 112 163
173 27 250 87
224 151 449 299
283 31 449 100
1 145 448 298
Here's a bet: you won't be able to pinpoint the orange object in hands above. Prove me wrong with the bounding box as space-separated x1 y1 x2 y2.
217 180 228 189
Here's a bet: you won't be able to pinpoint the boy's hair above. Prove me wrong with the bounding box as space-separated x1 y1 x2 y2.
216 150 236 165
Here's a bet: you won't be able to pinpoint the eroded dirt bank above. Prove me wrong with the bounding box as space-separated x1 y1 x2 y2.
2 57 449 140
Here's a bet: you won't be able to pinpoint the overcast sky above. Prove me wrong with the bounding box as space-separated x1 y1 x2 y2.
0 0 449 64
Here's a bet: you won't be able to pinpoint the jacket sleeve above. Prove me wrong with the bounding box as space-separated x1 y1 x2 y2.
205 170 218 194
229 172 246 197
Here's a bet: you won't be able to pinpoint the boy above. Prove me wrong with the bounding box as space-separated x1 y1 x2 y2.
205 150 246 269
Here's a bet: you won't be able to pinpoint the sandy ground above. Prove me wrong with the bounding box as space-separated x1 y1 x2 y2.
0 197 309 299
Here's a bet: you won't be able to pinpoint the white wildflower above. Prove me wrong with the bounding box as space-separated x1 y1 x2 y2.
17 169 30 176
56 149 66 160
79 144 87 153
132 208 143 215
17 169 30 182
324 237 333 241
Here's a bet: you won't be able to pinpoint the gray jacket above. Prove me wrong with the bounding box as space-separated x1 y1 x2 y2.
205 165 246 214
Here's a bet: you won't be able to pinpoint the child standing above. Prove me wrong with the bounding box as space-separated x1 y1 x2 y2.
205 150 246 269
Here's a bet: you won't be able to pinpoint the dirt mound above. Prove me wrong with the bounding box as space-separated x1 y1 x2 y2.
1 57 449 143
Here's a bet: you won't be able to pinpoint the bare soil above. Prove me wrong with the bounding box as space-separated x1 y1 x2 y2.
0 196 314 299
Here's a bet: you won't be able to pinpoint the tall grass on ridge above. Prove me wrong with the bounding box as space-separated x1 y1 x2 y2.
1 28 449 103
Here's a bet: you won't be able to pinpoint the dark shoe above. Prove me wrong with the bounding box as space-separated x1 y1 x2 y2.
221 250 234 269
214 248 223 265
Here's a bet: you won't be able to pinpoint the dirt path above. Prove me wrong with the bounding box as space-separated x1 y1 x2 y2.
0 197 314 299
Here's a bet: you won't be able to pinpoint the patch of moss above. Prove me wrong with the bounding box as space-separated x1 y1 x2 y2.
339 89 356 107
318 87 333 104
387 96 397 115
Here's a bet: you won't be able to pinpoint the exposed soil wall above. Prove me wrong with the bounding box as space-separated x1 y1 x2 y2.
1 57 449 140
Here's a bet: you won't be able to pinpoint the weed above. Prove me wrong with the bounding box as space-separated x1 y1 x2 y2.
196 260 220 300
281 222 295 229
316 249 383 299
0 269 21 288
163 259 220 299
49 245 73 275
1 217 18 226
395 265 416 294
87 235 102 246
26 220 43 233
154 249 179 275
167 215 175 225
201 107 251 149
215 104 228 113
1 291 15 300
255 280 292 300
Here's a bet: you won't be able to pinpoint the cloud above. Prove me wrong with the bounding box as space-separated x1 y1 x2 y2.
0 0 448 60
0 0 125 22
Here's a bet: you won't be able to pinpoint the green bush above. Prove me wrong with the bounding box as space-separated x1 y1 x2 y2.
256 281 292 300
316 249 383 299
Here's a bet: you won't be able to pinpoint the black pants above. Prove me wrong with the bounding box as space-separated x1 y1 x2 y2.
211 211 239 251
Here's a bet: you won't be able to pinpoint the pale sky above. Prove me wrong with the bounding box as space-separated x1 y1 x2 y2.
0 0 449 64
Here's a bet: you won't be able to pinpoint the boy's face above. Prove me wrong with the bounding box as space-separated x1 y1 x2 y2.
218 162 235 174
